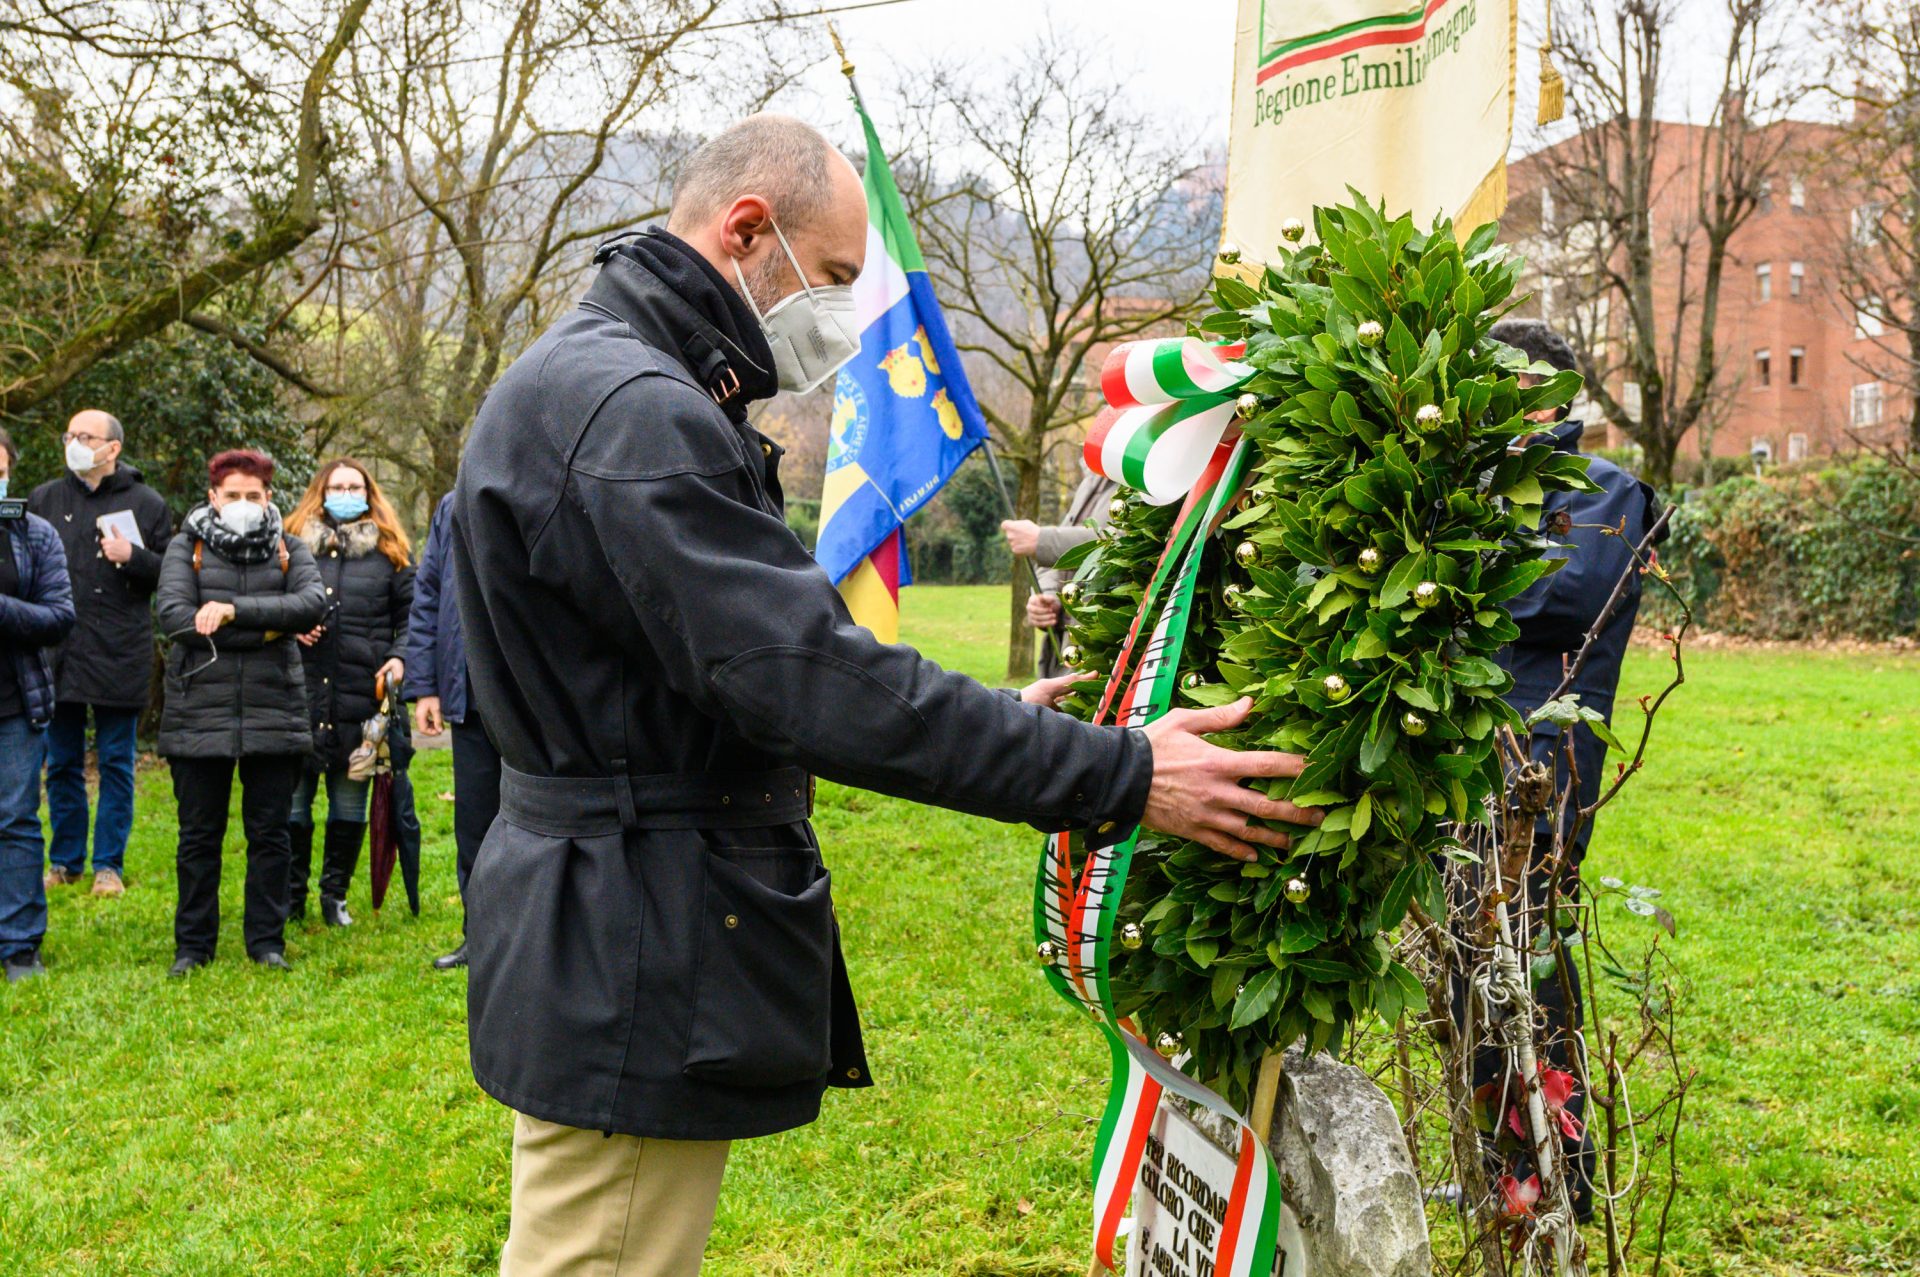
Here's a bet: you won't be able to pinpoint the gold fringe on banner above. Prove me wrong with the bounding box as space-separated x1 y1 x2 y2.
1536 0 1565 124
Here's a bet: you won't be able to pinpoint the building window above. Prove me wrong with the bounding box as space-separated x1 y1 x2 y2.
1790 346 1805 385
1755 262 1772 302
1620 381 1642 423
1755 348 1771 387
1851 381 1883 427
1787 432 1809 462
1789 261 1805 297
1853 203 1884 245
1856 297 1886 339
1790 176 1806 209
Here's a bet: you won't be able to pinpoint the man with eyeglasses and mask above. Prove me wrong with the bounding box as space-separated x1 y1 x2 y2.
453 114 1323 1275
28 409 174 900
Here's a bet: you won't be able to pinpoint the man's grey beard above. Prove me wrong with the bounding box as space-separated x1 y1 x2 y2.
740 249 792 315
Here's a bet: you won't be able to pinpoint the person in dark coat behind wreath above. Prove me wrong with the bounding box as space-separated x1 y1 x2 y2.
1002 463 1120 677
282 458 415 928
0 428 77 983
29 409 173 899
1476 318 1667 1219
453 114 1323 1277
406 491 497 970
155 450 326 975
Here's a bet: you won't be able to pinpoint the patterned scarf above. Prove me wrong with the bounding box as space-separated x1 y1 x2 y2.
182 501 284 566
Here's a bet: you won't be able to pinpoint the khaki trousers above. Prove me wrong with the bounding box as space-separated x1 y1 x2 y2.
500 1111 731 1277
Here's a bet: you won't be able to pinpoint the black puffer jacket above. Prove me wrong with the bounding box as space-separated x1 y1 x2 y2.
155 518 328 759
27 464 174 709
296 516 413 768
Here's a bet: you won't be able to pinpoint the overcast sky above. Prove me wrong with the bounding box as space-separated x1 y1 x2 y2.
772 0 1813 159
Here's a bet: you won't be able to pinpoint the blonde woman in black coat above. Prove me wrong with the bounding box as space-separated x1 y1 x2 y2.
282 459 413 928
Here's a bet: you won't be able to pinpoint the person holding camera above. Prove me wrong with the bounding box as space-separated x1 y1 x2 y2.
0 428 77 983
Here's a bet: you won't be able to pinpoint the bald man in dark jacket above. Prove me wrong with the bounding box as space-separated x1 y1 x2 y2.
453 114 1316 1276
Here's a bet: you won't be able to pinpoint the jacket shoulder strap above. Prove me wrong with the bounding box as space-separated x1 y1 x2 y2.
278 537 290 574
192 540 203 573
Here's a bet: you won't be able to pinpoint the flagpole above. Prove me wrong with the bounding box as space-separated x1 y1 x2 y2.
829 25 1064 675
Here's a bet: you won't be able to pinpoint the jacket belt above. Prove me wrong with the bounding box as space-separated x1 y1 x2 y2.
498 762 814 837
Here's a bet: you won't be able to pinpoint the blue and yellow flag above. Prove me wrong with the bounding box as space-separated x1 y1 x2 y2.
816 96 989 643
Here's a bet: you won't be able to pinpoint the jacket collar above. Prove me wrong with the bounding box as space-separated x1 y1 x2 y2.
582 228 778 420
1545 418 1585 453
68 461 141 497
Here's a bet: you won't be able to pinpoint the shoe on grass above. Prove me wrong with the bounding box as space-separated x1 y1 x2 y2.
168 953 212 978
90 869 125 897
431 943 468 970
320 896 353 928
4 950 47 984
250 950 291 971
44 866 83 888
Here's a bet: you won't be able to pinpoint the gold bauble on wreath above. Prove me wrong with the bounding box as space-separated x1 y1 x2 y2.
1322 673 1351 703
1413 403 1444 432
1284 877 1311 904
1357 547 1384 575
1108 495 1129 521
1401 711 1429 738
1119 922 1145 951
1058 581 1080 606
1236 392 1261 419
1060 643 1082 666
1155 1030 1184 1058
1412 581 1441 610
1279 218 1307 243
1036 940 1060 966
1356 320 1385 347
1217 242 1242 266
1234 540 1260 567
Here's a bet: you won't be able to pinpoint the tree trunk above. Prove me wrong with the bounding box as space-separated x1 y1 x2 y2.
1637 402 1678 490
1005 449 1043 682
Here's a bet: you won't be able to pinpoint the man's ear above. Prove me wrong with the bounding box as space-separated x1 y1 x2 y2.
719 194 774 261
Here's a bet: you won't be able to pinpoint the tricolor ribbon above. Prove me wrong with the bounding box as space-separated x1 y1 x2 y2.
1036 338 1280 1275
1085 339 1252 506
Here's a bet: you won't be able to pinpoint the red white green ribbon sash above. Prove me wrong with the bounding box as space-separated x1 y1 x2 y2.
1035 384 1280 1272
1085 339 1253 507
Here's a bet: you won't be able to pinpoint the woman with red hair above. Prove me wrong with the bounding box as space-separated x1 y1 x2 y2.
154 451 326 975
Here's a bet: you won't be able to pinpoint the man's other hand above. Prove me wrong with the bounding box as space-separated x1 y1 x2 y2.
1001 519 1040 557
1020 670 1092 709
415 696 445 737
1140 696 1322 863
1025 591 1062 629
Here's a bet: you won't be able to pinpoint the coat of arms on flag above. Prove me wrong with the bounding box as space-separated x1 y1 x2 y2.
815 81 990 644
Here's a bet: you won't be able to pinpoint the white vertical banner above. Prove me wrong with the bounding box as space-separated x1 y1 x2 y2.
1224 0 1517 263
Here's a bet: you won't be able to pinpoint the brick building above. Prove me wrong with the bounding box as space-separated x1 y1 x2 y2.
1504 119 1911 469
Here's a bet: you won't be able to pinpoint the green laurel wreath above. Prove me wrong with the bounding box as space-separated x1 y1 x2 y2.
1053 194 1599 1107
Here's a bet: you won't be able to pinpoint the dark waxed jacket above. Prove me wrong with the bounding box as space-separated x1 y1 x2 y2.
1497 419 1664 854
155 521 328 759
403 493 469 723
452 229 1153 1142
293 516 414 768
28 464 174 710
1 513 78 727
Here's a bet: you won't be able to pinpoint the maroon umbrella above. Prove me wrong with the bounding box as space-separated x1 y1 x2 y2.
358 677 402 911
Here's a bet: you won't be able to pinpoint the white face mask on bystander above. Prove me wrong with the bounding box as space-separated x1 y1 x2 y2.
733 217 861 395
218 499 267 536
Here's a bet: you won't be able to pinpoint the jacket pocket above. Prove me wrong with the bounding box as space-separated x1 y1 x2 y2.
684 849 834 1088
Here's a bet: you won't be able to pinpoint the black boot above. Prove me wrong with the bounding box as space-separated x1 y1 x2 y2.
318 821 365 928
287 822 315 920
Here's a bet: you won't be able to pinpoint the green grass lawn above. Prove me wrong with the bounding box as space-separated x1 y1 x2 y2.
2 584 1917 1275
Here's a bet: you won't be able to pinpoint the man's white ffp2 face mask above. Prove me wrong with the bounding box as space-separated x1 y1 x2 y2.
733 218 861 395
218 499 267 535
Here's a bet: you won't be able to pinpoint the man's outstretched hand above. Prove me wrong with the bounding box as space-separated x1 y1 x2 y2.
1140 696 1320 863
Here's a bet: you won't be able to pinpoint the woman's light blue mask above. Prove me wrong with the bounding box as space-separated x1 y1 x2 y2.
325 494 370 522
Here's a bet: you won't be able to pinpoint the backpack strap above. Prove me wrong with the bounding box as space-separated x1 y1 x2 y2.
192 540 203 573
